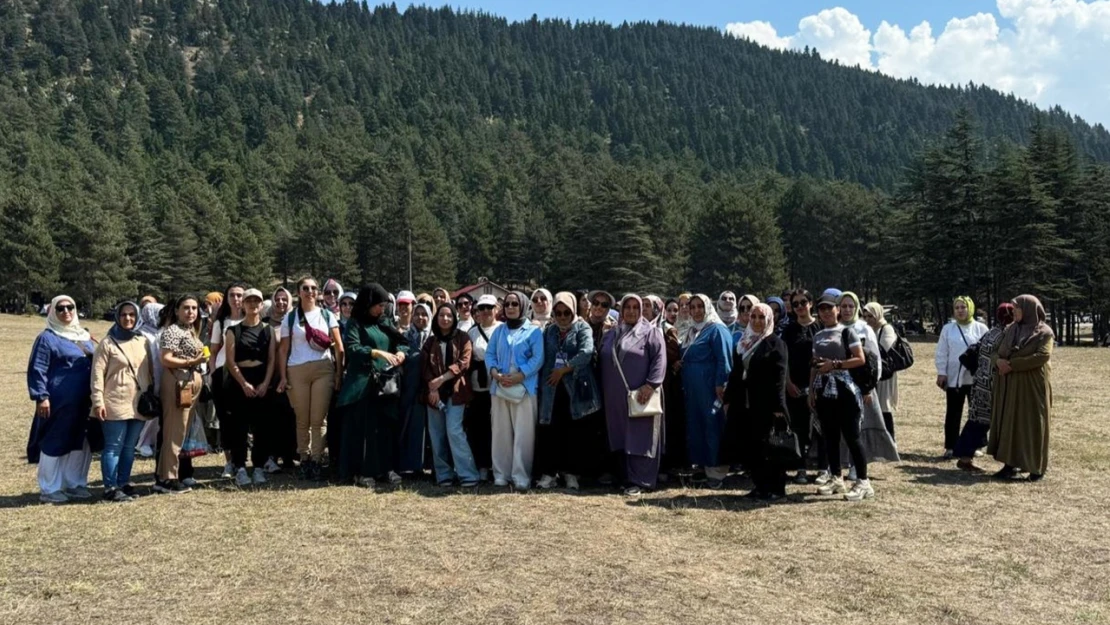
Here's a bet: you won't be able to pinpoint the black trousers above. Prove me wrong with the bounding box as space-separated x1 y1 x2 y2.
816 382 867 480
786 394 812 470
224 364 269 470
944 385 972 450
534 384 600 478
269 384 297 465
327 394 342 468
463 390 493 471
740 409 787 497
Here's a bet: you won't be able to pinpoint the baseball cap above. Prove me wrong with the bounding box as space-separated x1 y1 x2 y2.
476 294 498 308
396 290 415 304
816 293 839 307
242 288 264 302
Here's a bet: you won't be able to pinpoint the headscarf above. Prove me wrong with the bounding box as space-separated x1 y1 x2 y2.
999 294 1053 357
269 287 292 325
766 296 787 326
864 302 886 326
323 279 344 313
108 301 142 341
738 302 774 357
838 291 862 323
531 288 553 328
953 296 975 327
676 293 694 338
139 302 165 337
682 294 722 348
46 295 91 342
717 291 738 326
552 291 578 331
734 294 760 331
644 295 664 324
339 291 357 305
260 300 273 320
615 294 653 356
995 302 1015 326
504 291 532 330
353 283 405 343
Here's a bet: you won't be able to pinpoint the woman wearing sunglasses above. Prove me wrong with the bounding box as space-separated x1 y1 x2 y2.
455 293 475 333
485 292 544 490
27 295 98 503
322 279 344 314
277 276 344 480
465 295 502 481
780 289 822 484
679 294 733 488
531 288 553 330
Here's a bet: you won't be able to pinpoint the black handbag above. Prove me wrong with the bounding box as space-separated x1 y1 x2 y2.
958 343 981 375
111 337 162 418
765 414 802 468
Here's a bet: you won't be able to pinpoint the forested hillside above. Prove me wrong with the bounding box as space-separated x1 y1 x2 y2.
1 0 1109 340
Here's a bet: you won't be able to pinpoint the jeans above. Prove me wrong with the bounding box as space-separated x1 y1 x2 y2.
101 419 145 489
428 401 480 485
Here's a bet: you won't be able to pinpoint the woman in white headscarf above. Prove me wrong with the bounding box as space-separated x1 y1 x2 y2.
27 295 97 503
730 294 761 348
678 294 734 488
531 288 553 329
134 302 166 458
717 291 738 327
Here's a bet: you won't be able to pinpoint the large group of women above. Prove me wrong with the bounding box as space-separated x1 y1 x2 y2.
25 280 1055 504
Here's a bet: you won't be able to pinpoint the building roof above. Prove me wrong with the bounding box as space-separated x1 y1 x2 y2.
452 277 513 299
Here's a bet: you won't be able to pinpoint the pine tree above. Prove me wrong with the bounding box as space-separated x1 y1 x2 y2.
0 189 61 309
687 183 787 296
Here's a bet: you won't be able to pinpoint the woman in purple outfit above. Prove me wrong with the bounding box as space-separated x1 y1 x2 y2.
600 294 668 496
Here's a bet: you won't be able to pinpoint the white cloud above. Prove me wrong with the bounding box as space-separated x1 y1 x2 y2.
725 0 1110 126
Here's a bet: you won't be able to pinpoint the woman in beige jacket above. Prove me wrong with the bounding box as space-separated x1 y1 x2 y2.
91 302 154 502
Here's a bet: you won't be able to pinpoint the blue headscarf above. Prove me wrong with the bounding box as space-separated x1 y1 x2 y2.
766 296 787 326
108 301 142 341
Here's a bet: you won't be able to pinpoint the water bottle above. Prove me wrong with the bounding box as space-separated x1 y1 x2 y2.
712 397 723 413
436 400 447 413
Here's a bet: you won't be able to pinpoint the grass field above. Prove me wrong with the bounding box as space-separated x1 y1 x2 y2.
1 314 1108 624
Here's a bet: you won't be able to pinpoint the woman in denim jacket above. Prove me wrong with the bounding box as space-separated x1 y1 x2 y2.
535 292 602 491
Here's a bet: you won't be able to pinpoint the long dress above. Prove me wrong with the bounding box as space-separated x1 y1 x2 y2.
600 322 667 489
954 325 1005 456
988 330 1052 474
26 331 96 464
839 321 900 465
680 323 733 471
338 320 405 481
396 326 430 473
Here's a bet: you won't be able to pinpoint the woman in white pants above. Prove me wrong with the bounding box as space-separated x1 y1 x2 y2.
485 291 545 490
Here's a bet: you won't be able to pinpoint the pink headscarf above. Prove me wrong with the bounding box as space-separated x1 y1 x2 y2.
738 302 774 355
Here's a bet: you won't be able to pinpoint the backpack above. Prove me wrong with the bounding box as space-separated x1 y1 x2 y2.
842 327 879 395
878 324 915 380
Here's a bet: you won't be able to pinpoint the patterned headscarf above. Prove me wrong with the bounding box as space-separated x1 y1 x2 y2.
738 302 774 355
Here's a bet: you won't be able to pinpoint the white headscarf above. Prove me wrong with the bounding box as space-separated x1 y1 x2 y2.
531 288 553 329
738 302 774 356
717 291 738 326
46 295 91 342
682 294 722 348
411 302 433 346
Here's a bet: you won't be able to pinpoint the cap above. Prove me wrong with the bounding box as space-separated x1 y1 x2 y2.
476 294 498 308
816 293 839 307
396 290 415 304
242 288 264 301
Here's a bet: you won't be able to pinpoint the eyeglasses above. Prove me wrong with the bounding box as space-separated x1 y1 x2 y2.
591 300 611 309
504 301 521 308
55 304 75 312
553 310 573 318
301 286 318 292
791 300 809 308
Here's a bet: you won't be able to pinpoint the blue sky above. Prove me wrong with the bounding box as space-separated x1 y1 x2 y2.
383 1 1110 126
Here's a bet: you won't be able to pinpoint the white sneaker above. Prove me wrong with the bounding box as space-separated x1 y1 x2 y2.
844 479 875 501
564 474 580 491
817 477 847 496
40 491 69 504
235 468 251 487
974 449 985 458
537 474 558 489
264 458 281 474
387 471 403 485
137 445 155 458
793 470 809 485
182 477 199 488
222 462 235 478
253 468 267 484
814 470 832 486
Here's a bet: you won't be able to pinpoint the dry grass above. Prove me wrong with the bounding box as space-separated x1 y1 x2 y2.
1 313 1108 624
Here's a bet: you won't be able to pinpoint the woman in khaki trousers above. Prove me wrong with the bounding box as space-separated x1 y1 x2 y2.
154 295 206 494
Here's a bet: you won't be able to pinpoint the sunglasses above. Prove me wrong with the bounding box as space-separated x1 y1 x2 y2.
504 301 521 308
457 300 472 307
324 290 339 296
55 304 75 312
532 296 548 303
591 300 611 309
301 285 319 292
553 310 573 318
791 300 809 308
477 305 494 312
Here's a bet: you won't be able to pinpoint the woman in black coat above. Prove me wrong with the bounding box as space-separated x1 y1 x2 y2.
724 303 790 500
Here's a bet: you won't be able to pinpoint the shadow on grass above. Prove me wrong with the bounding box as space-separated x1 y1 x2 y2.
896 462 997 486
629 491 828 512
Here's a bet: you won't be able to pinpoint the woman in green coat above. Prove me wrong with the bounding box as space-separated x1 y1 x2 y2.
988 294 1053 481
337 284 408 488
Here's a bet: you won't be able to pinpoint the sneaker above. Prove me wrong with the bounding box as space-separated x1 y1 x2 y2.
513 481 531 492
222 462 235 478
817 477 847 496
40 491 69 504
493 478 509 487
65 486 92 499
181 477 199 488
706 478 724 490
264 458 282 474
387 471 403 485
103 488 131 503
153 480 191 494
844 479 875 501
479 468 491 482
358 477 376 488
623 485 644 497
793 470 809 485
942 449 955 460
122 484 139 499
137 444 155 458
814 470 832 486
235 468 251 486
974 449 985 458
564 474 580 491
253 468 267 484
537 474 558 489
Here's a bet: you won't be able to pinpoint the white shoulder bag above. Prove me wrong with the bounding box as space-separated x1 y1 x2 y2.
612 339 662 418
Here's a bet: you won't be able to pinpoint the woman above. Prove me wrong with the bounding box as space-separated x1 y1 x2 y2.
864 302 899 440
730 295 760 345
601 294 667 496
643 295 663 325
662 299 679 331
277 276 344 481
395 291 415 333
337 284 408 487
155 294 207 494
839 292 899 470
27 295 97 503
659 297 687 480
808 293 873 501
955 303 1015 471
266 287 296 471
417 293 436 311
422 304 479 487
780 289 821 484
208 283 246 479
322 279 344 314
717 292 739 328
397 303 432 476
724 303 789 500
465 295 500 481
455 293 476 333
223 289 277 486
679 294 733 488
485 291 544 490
536 292 602 490
935 296 989 458
134 302 166 459
577 291 591 320
586 290 616 351
675 293 694 339
766 297 787 336
432 288 451 309
531 288 553 329
989 295 1053 481
338 291 357 334
91 301 153 501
